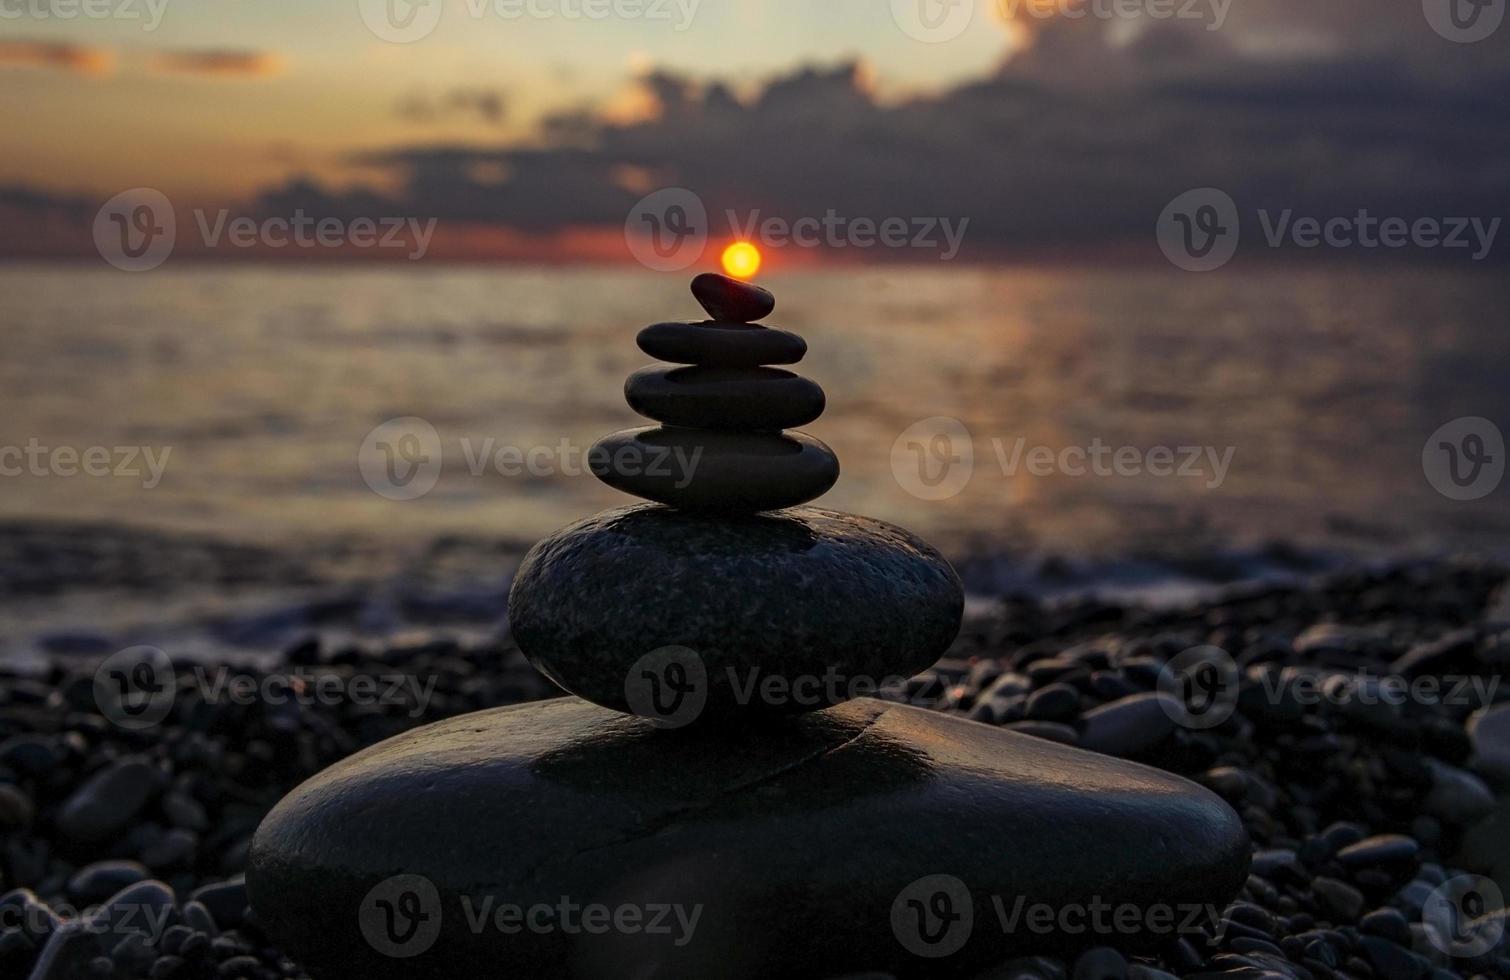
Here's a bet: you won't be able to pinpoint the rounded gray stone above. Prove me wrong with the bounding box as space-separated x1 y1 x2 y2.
508 504 964 723
248 697 1252 980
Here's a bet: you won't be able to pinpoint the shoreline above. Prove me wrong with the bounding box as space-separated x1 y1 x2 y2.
1 516 1500 665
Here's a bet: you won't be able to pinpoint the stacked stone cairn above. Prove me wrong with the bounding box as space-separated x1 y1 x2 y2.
249 272 1251 980
591 272 838 511
507 272 964 725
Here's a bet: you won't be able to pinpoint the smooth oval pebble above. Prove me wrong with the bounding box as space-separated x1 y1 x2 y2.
691 272 774 322
250 698 1250 978
190 877 248 929
1468 702 1510 782
56 757 161 844
1078 693 1180 758
625 365 824 431
637 320 806 367
1335 834 1419 868
67 860 149 904
84 880 176 953
590 426 838 511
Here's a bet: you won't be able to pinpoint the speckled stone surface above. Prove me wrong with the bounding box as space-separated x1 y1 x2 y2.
625 365 825 430
248 697 1251 980
588 427 839 511
508 503 964 721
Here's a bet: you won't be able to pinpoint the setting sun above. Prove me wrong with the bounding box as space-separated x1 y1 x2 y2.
721 241 762 279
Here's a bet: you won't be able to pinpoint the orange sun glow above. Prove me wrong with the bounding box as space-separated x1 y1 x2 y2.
720 241 762 279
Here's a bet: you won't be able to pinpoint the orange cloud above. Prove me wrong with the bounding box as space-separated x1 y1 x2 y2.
0 40 114 76
149 50 285 78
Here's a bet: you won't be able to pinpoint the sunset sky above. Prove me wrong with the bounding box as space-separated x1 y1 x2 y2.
3 0 1507 261
2 2 1014 199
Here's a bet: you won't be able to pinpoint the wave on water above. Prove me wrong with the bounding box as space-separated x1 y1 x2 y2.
1 518 1491 667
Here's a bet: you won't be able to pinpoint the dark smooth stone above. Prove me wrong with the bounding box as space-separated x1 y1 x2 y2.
1321 821 1367 851
1203 767 1250 802
162 792 208 832
1128 968 1179 980
625 366 824 431
190 878 248 929
181 900 217 937
1226 902 1276 933
1358 936 1430 980
0 785 32 829
1077 693 1180 758
1359 908 1410 944
982 673 1032 700
1088 670 1138 700
637 320 806 367
249 697 1250 979
3 888 58 941
112 935 155 972
1336 835 1419 869
1025 683 1081 722
509 504 963 722
56 757 162 844
26 921 97 980
83 880 176 954
1228 937 1285 959
67 861 149 905
1311 877 1364 921
1423 759 1495 823
1220 920 1275 945
1468 703 1510 782
139 828 196 869
1005 720 1080 745
691 272 774 322
1072 947 1128 980
1389 628 1476 678
1250 849 1307 884
0 734 62 774
589 426 838 512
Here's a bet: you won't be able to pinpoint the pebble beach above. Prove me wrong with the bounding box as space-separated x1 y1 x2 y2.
3 554 1508 979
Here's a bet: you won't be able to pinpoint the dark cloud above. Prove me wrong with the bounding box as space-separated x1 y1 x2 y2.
5 5 1508 261
245 7 1510 259
397 88 509 127
0 42 282 78
0 40 113 75
149 49 283 77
